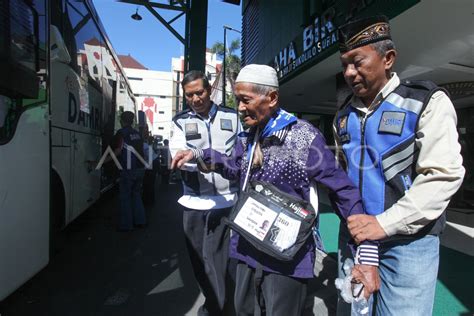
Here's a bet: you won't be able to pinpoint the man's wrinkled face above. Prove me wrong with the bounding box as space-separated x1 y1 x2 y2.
183 79 212 116
340 45 392 104
234 82 276 128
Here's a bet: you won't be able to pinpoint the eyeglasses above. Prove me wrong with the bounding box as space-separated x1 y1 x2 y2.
351 279 365 298
184 89 205 98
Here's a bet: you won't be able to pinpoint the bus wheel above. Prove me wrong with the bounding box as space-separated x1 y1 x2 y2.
50 171 65 257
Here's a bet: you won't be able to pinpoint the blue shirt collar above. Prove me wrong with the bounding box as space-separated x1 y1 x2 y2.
190 102 217 122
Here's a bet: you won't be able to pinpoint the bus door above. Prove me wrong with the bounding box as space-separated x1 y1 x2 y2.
71 130 101 216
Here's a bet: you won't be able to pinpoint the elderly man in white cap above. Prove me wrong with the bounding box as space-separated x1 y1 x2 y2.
172 64 379 315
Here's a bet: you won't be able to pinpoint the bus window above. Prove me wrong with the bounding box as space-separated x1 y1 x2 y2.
61 0 104 87
52 0 105 129
50 25 72 64
0 0 47 143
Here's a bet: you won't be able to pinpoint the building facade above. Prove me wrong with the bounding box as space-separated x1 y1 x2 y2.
130 69 174 141
118 55 175 141
241 0 474 255
118 51 225 141
172 50 225 106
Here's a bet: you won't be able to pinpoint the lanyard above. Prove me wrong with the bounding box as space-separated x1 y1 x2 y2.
242 127 260 191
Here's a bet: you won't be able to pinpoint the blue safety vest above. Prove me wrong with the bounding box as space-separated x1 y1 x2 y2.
336 80 446 236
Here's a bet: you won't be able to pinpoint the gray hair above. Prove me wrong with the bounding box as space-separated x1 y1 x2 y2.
245 83 279 169
370 39 396 56
250 83 279 96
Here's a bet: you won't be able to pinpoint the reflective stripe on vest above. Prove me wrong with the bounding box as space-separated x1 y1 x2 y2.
336 88 427 215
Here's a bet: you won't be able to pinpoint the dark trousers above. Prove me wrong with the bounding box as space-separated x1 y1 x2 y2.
142 168 157 204
183 207 232 316
234 261 307 316
160 165 170 185
118 169 146 231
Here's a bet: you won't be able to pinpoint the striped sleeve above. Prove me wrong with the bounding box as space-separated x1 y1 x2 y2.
354 244 379 266
190 148 203 159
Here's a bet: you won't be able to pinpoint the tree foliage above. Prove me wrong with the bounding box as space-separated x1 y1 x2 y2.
210 39 241 108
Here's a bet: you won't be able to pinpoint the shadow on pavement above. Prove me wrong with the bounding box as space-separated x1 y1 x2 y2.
0 179 203 316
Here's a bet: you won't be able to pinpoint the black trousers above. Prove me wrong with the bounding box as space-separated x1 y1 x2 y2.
183 207 233 316
234 261 307 316
142 168 157 204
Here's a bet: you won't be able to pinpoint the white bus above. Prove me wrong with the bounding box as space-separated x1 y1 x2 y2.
0 0 136 300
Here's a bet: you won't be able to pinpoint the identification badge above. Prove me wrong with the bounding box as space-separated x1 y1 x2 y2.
234 197 278 241
338 115 348 136
220 119 233 131
185 123 198 135
270 213 301 251
378 111 406 135
233 197 301 251
227 180 316 261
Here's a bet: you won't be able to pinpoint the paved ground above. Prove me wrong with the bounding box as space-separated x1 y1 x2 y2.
318 211 474 316
0 182 205 316
1 179 471 316
0 179 337 316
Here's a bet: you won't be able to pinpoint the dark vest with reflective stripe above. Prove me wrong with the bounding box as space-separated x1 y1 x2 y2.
118 126 144 170
172 105 239 197
336 80 446 236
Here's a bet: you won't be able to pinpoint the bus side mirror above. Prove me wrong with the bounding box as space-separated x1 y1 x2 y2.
50 25 71 64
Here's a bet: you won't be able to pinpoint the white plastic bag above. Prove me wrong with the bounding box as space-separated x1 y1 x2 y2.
334 259 369 315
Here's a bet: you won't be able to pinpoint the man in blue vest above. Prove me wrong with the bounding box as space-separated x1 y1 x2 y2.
334 15 465 315
170 71 240 316
114 111 146 232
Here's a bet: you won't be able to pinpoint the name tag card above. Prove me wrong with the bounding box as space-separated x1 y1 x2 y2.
226 180 316 261
234 197 278 241
378 111 406 135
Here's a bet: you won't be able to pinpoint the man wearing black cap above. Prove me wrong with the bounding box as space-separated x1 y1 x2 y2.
334 15 465 315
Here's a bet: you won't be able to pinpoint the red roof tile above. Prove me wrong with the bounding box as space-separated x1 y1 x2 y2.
85 37 102 46
118 54 148 70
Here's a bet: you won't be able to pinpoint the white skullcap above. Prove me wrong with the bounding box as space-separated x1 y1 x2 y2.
235 64 279 88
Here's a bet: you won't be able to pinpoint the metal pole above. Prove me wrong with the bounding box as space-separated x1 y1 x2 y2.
175 70 181 113
223 26 227 107
187 0 207 71
182 0 190 109
222 25 240 107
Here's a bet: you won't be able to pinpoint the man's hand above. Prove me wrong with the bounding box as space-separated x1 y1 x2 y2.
170 150 194 170
351 264 380 299
347 214 387 244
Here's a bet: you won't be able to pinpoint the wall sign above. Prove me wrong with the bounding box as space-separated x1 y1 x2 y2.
274 8 338 79
271 0 420 82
